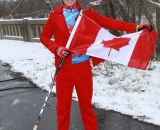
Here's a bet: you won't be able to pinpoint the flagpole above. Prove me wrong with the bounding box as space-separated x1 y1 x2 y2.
66 10 83 49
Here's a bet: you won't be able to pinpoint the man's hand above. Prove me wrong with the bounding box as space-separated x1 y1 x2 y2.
136 24 153 32
56 46 70 58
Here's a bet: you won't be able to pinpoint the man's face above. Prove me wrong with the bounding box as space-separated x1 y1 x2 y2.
63 0 76 7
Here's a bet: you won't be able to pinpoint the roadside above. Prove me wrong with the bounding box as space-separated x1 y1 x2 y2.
0 61 160 130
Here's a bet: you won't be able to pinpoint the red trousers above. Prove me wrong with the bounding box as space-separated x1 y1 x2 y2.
56 60 98 130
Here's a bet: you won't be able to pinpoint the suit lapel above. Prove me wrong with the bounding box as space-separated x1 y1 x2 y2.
54 5 70 38
53 2 82 39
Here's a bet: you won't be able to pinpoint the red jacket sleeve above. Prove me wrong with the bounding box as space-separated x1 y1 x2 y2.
84 9 137 33
40 13 59 55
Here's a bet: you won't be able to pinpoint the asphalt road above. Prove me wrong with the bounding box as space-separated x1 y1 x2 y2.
0 61 160 130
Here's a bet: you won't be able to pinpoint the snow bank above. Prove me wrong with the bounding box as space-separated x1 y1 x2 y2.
0 39 160 126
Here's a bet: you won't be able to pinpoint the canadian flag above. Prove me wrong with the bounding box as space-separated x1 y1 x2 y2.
69 14 158 70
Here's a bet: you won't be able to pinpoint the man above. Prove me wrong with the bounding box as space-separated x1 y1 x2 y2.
40 0 152 130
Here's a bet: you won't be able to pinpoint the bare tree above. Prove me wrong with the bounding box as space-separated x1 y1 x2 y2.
94 0 160 59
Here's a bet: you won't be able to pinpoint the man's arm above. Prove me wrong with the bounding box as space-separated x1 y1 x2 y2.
40 13 59 55
84 8 137 33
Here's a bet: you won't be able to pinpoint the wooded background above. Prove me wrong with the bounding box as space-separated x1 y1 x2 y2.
0 0 160 59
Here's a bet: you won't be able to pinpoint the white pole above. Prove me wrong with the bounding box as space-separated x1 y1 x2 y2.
66 10 83 49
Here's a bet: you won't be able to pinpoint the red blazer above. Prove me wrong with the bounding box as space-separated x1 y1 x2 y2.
40 2 137 68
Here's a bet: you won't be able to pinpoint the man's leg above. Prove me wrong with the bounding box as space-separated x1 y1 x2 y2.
74 62 98 130
56 69 74 130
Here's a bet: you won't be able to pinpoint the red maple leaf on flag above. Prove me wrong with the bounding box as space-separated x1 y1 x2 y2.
101 37 131 56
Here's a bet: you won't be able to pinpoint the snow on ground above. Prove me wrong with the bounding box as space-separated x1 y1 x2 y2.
0 39 160 126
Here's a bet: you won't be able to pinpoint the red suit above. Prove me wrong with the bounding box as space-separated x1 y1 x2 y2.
40 2 137 130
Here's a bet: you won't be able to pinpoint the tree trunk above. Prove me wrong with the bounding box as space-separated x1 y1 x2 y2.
156 6 160 59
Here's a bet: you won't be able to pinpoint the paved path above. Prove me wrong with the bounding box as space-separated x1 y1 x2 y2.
0 61 160 130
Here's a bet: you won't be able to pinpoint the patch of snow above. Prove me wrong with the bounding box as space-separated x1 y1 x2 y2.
0 39 160 126
12 98 21 106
